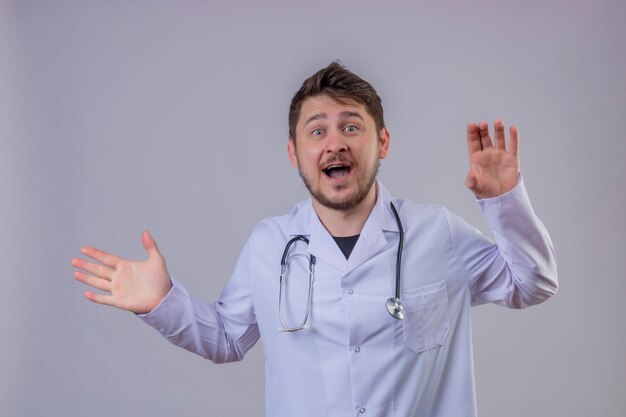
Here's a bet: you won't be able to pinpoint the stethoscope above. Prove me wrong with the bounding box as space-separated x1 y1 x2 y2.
278 202 405 332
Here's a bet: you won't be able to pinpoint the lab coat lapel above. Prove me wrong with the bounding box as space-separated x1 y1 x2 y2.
287 198 346 271
308 214 347 271
344 181 398 276
286 181 400 274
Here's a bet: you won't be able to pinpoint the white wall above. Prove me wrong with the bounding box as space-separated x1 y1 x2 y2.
1 0 625 416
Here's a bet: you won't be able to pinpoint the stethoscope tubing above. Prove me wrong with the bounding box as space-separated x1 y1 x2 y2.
389 202 404 301
279 202 405 332
279 236 316 332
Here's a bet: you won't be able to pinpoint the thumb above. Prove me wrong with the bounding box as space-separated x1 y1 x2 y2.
464 172 482 195
142 230 161 259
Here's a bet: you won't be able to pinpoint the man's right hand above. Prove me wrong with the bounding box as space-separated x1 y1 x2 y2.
72 231 173 314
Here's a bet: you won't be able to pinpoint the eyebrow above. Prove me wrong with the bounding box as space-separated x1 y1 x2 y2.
304 111 364 127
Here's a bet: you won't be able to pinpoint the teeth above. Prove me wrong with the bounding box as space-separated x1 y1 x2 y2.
324 165 351 179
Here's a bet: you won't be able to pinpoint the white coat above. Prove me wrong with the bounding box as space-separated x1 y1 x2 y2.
140 178 557 417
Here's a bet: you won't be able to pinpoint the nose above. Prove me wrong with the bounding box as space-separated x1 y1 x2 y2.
325 128 348 153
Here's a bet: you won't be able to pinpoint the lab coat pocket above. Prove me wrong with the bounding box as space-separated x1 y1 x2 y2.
401 280 450 353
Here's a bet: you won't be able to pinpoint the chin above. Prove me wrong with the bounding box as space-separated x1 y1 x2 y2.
314 187 369 211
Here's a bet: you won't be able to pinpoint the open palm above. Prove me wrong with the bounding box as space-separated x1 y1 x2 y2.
465 120 520 199
72 231 172 314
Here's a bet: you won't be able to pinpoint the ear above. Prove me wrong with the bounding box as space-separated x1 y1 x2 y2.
287 137 299 167
378 127 390 159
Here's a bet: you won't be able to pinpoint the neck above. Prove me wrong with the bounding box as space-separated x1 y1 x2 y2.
312 183 378 237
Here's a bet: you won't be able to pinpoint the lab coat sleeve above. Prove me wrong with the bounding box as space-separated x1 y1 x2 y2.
448 176 558 308
137 238 260 363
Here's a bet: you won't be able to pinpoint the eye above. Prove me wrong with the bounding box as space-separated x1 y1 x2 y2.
311 128 324 136
344 125 359 133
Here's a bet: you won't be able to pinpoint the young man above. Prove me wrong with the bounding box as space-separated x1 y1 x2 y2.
73 62 557 417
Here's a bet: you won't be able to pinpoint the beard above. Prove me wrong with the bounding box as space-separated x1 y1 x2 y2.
298 160 380 211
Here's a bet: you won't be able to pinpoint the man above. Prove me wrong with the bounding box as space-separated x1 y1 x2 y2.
72 62 557 417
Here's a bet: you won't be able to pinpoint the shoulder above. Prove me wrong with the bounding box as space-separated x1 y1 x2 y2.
250 199 309 241
391 197 482 256
392 197 453 232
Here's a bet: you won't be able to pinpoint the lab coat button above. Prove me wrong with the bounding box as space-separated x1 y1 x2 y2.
359 407 366 413
347 288 354 295
354 346 361 353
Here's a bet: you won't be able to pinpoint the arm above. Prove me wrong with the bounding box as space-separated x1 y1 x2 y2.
448 179 558 308
454 121 557 307
72 231 259 363
138 237 260 362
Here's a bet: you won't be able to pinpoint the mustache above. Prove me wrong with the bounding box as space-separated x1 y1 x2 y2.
319 154 354 169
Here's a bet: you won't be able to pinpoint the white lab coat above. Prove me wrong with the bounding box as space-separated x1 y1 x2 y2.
140 178 557 417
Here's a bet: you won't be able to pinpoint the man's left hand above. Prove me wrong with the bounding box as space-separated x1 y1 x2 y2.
465 120 520 199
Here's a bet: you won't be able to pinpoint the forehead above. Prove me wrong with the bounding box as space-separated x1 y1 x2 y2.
297 95 370 127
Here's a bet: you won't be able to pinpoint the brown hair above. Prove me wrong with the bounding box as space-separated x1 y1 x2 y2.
288 62 385 140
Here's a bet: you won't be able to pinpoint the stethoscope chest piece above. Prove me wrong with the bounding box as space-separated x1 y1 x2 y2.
386 297 405 320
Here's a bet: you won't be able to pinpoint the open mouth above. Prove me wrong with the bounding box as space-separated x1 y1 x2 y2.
323 164 352 179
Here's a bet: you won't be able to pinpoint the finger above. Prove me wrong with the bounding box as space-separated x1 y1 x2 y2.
478 121 493 149
494 120 506 150
84 291 116 307
74 270 112 293
467 123 482 154
509 125 519 157
71 258 114 281
142 230 161 260
80 246 121 269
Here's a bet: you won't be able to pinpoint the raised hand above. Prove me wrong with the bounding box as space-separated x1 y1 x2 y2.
72 231 172 314
465 120 520 199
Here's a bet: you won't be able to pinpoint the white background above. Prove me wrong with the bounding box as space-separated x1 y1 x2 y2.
1 1 625 416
